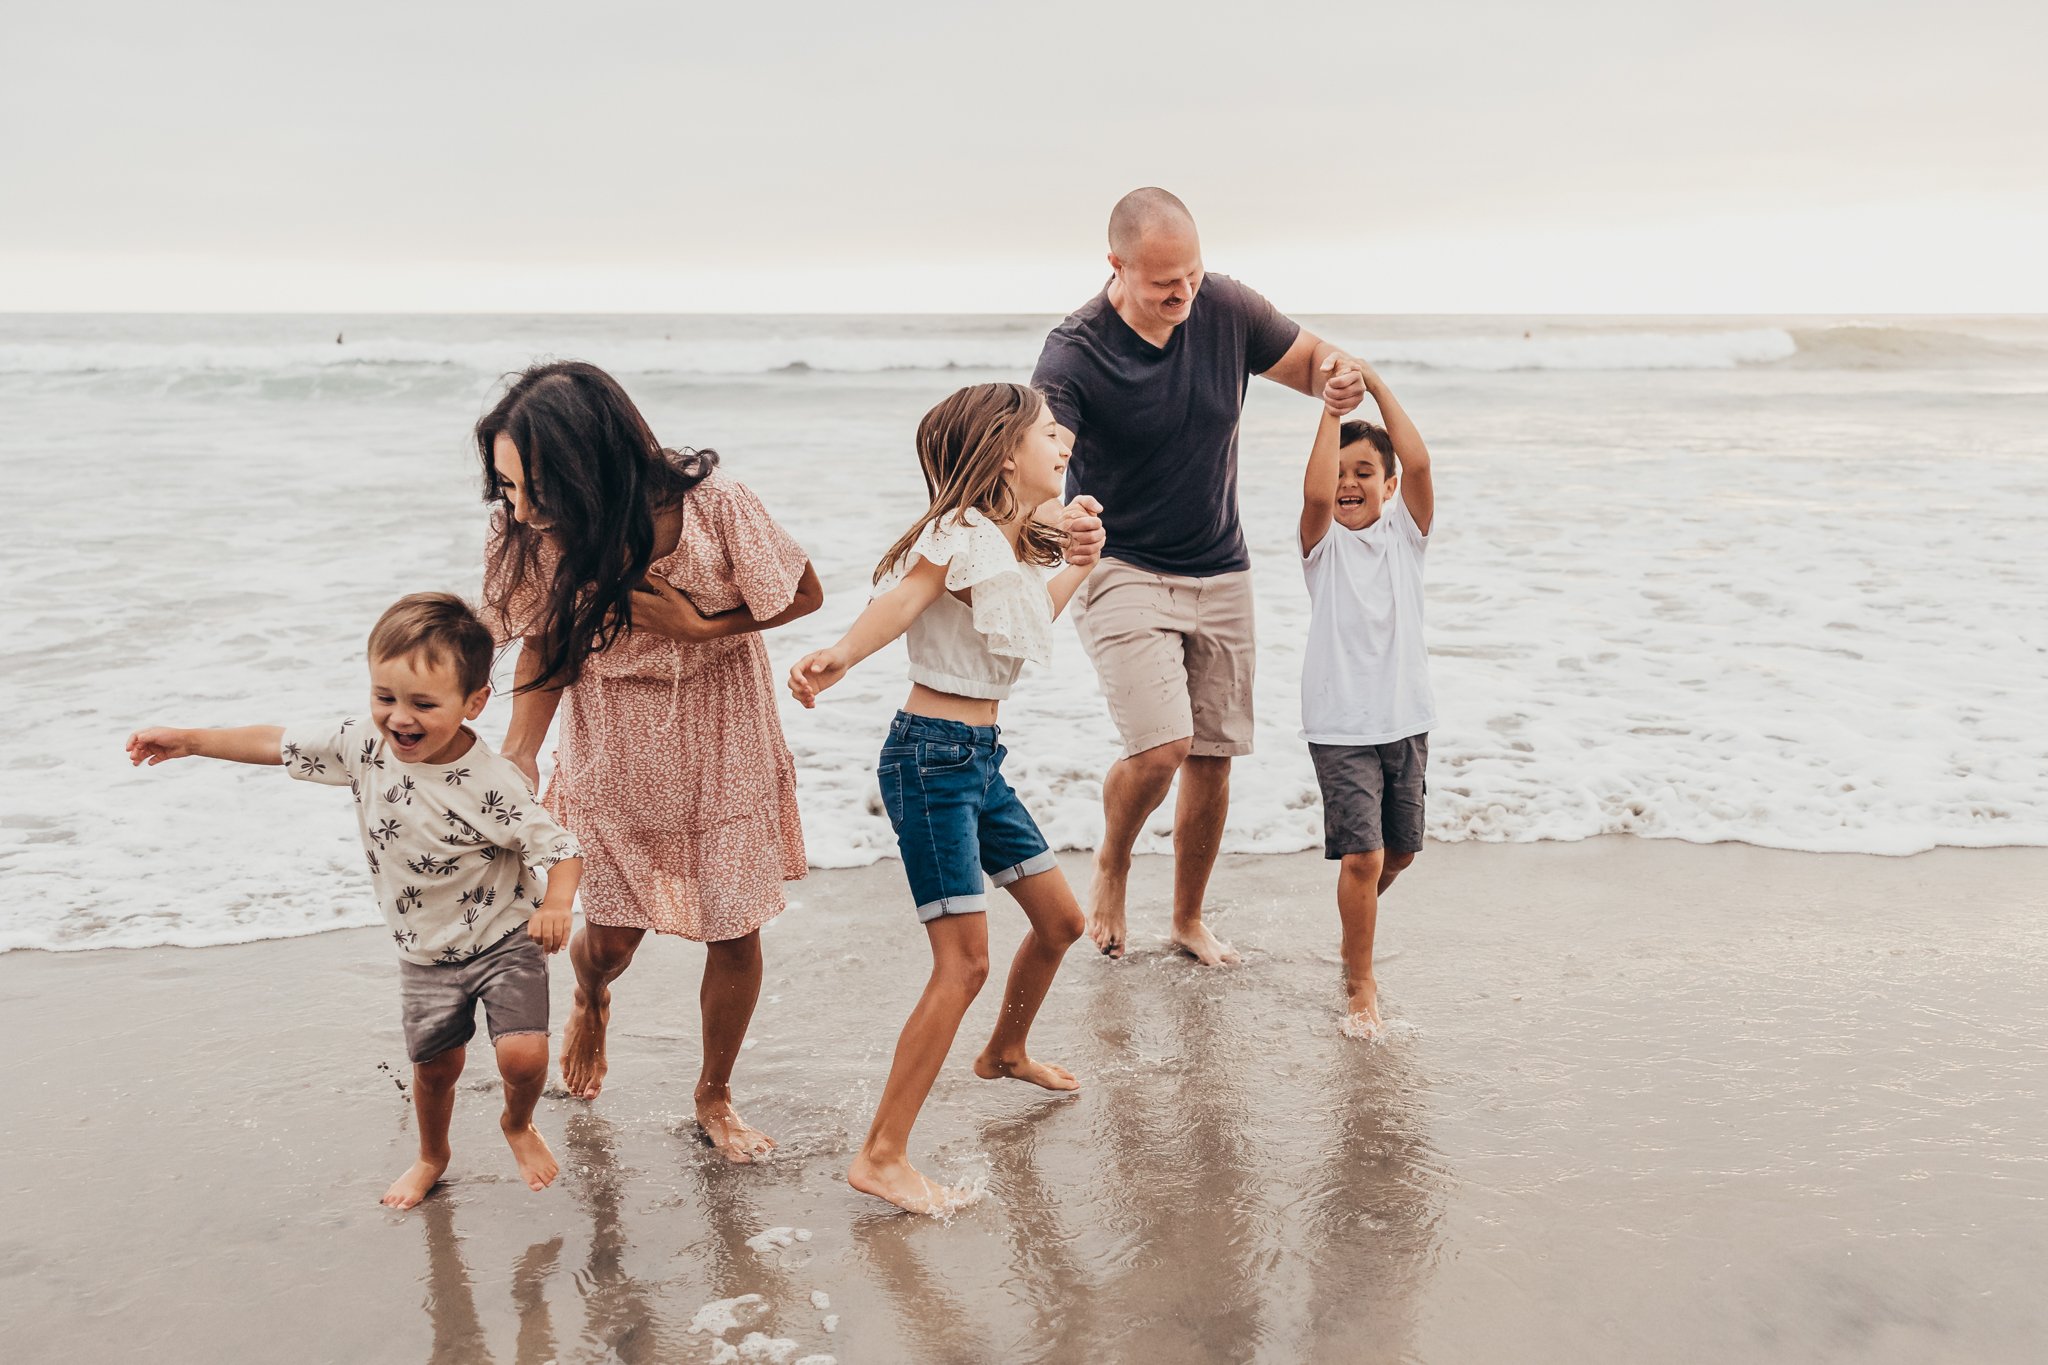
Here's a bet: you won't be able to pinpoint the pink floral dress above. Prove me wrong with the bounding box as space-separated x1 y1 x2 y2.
485 472 808 941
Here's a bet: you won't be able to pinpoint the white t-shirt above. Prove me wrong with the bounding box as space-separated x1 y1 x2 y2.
1299 496 1435 745
282 718 582 965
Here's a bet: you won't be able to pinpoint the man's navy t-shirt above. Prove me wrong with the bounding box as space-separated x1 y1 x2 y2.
1030 273 1300 578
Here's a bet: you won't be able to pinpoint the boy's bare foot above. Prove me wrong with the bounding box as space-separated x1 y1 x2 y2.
847 1153 978 1216
561 986 610 1100
1169 920 1240 966
972 1050 1080 1092
502 1118 560 1192
696 1095 776 1163
1341 975 1385 1040
1086 861 1128 958
382 1156 448 1209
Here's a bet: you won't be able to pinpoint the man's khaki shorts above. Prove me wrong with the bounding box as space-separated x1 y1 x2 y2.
1073 559 1255 759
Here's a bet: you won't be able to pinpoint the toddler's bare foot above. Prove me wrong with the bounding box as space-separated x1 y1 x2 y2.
696 1094 777 1163
973 1050 1080 1091
382 1156 448 1209
1087 862 1128 958
1169 920 1240 966
502 1118 560 1192
561 986 609 1100
847 1153 978 1215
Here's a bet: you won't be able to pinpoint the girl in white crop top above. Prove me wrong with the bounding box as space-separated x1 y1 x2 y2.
786 382 1103 1215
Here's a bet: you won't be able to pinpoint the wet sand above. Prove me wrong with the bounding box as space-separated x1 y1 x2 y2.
5 839 2047 1363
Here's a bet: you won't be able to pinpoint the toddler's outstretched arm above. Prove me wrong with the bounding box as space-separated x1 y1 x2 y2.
787 557 951 707
1364 364 1434 535
126 725 285 767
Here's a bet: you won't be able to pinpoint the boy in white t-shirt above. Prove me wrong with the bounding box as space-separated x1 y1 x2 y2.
1297 363 1435 1038
126 593 584 1209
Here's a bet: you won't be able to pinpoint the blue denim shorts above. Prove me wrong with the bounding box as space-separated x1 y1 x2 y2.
878 712 1058 921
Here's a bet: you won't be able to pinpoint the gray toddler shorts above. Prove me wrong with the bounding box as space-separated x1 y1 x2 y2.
1308 735 1429 859
397 928 549 1063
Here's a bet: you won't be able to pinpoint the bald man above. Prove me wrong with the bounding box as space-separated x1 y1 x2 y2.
1032 187 1365 965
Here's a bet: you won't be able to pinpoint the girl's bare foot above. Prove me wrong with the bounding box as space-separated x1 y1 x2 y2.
561 987 610 1099
972 1050 1080 1092
502 1118 560 1191
1169 920 1240 966
847 1153 978 1216
696 1095 776 1163
382 1156 448 1209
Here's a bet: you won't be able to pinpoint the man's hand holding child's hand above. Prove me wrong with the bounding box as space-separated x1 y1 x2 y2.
1060 495 1105 566
1319 352 1367 415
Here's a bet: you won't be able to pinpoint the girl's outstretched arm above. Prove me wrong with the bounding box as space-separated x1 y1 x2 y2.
1046 495 1105 618
126 725 285 767
787 558 949 707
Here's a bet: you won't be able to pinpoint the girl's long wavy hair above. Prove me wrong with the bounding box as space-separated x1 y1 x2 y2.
478 360 717 692
874 383 1066 584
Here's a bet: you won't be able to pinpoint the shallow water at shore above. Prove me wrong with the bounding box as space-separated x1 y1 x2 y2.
6 842 2046 1363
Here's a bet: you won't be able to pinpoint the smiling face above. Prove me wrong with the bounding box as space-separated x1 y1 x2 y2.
490 432 550 531
1003 399 1071 510
1334 454 1399 531
369 650 489 765
1109 227 1204 337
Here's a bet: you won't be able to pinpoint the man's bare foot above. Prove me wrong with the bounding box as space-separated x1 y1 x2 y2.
561 986 610 1100
847 1152 978 1216
1087 861 1128 958
502 1117 560 1192
696 1094 777 1163
1169 920 1240 966
972 1050 1080 1092
382 1156 448 1209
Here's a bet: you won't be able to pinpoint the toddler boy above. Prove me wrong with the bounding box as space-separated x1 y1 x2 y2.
127 592 583 1208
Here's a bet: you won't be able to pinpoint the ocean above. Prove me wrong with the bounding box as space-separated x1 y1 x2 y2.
5 312 2045 953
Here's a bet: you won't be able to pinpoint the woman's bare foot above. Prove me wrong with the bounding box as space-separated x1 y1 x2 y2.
1086 862 1128 958
1168 920 1240 966
382 1156 448 1209
560 986 610 1100
972 1050 1080 1092
847 1152 977 1215
502 1118 560 1191
695 1094 776 1163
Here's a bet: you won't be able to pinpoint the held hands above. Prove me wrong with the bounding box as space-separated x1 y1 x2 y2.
526 904 571 954
633 575 721 643
126 728 195 766
787 647 852 708
1319 351 1369 415
1059 495 1106 566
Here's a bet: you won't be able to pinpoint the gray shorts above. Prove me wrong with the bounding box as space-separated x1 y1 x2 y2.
397 928 550 1064
1308 735 1429 859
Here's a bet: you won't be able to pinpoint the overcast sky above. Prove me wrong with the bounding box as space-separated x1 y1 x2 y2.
3 1 2043 312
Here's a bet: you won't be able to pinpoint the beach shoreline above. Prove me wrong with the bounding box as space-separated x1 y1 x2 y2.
7 838 2046 1363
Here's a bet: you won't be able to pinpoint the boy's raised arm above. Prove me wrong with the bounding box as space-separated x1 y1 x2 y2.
127 724 286 767
1300 406 1343 554
1365 365 1434 536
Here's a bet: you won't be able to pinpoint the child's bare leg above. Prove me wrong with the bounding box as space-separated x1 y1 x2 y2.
561 921 644 1100
1378 848 1416 896
849 914 990 1213
696 929 775 1163
975 867 1085 1091
1337 850 1386 1030
385 1046 465 1209
495 1033 559 1192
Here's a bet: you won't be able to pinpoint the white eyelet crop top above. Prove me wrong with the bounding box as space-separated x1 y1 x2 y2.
872 509 1055 701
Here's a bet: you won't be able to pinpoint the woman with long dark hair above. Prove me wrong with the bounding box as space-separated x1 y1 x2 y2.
479 360 821 1161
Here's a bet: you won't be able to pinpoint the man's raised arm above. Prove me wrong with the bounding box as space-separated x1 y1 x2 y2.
1261 329 1367 415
